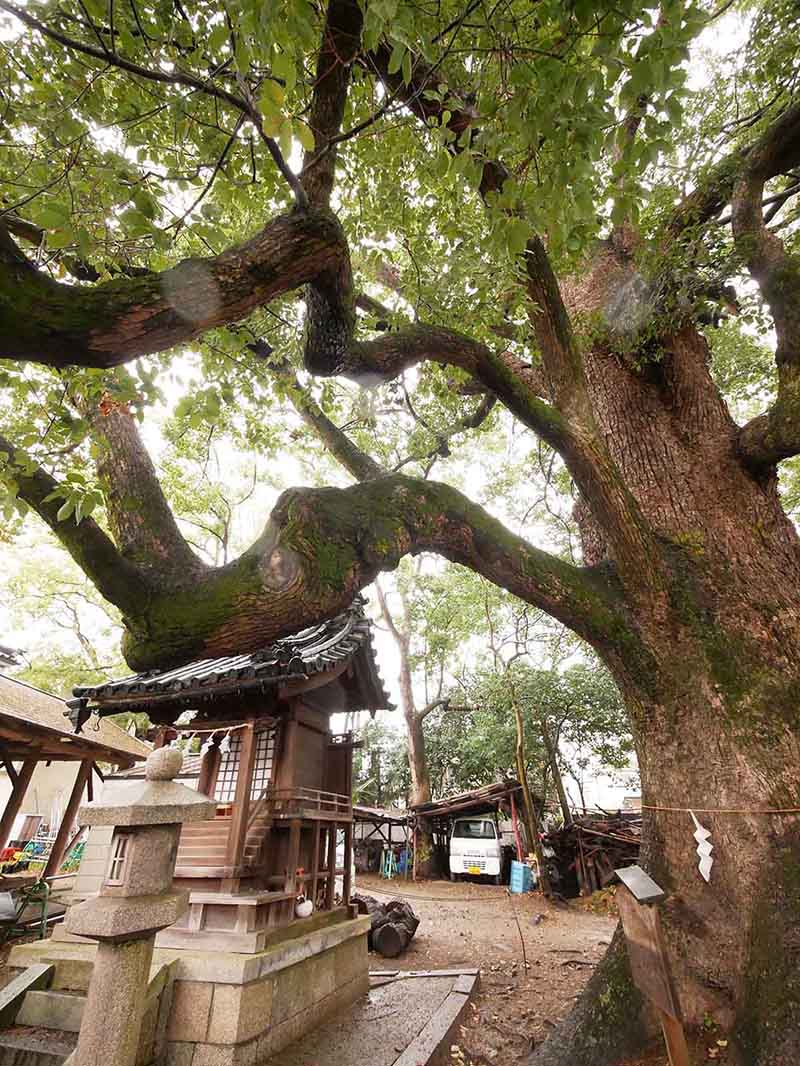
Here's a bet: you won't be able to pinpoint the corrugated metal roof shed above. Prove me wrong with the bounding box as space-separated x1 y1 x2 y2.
0 674 149 765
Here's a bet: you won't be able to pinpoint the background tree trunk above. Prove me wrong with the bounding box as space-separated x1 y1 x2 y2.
512 691 551 896
376 580 440 877
542 721 572 827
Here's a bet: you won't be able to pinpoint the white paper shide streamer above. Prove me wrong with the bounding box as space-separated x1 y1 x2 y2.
690 811 714 883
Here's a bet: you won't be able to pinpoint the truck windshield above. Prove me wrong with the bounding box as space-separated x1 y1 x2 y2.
452 819 496 839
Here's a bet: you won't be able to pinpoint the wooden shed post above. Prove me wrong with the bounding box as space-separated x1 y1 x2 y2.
284 818 302 896
43 760 92 879
0 757 38 852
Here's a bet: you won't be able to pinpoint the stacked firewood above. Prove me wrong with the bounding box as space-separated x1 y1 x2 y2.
543 812 641 897
352 893 420 957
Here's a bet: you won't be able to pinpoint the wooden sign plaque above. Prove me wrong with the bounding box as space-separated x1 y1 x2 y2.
615 882 679 1019
615 865 691 1066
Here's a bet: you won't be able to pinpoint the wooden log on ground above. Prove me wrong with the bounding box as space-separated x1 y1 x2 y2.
352 894 420 957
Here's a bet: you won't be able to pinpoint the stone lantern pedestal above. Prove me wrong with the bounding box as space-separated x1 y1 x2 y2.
64 747 216 1066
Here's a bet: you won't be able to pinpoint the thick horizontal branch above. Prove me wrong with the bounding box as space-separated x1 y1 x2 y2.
0 208 344 367
119 473 639 671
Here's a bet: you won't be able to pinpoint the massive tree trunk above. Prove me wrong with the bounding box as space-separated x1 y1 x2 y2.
529 301 800 1064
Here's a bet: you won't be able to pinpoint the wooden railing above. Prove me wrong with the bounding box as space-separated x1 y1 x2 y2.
266 786 352 817
241 787 351 836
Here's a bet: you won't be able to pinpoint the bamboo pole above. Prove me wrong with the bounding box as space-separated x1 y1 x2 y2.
511 687 550 895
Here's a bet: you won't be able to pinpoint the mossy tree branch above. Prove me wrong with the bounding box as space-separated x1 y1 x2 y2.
85 400 206 576
0 209 346 368
730 113 800 468
121 472 640 670
667 102 800 237
0 432 147 616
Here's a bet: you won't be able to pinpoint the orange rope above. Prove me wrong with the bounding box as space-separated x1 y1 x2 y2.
640 804 800 814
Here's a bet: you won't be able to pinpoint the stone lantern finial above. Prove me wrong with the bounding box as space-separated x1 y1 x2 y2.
145 745 183 780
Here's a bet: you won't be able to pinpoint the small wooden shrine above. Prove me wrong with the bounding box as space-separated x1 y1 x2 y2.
66 600 389 953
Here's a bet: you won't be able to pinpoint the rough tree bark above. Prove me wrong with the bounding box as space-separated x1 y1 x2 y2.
1 4 799 1065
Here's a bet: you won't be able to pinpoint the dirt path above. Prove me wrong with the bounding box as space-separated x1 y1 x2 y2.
357 875 737 1066
357 874 616 1065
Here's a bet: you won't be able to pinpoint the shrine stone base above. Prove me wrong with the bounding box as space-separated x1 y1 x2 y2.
7 914 371 1066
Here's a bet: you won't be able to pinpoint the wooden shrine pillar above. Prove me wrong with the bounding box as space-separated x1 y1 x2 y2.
274 715 298 790
310 823 321 907
0 758 38 852
43 760 92 879
284 818 302 896
325 822 337 910
342 822 353 906
224 722 257 881
197 738 221 798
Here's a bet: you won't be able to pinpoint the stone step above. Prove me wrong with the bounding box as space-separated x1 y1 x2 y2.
0 1026 77 1066
0 965 54 1029
16 990 85 1034
51 959 94 993
178 827 231 835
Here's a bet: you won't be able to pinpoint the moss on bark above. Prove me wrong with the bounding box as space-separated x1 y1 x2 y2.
528 928 647 1066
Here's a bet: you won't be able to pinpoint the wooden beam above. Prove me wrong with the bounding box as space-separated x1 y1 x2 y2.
225 722 256 872
0 758 38 851
43 761 92 879
0 745 17 785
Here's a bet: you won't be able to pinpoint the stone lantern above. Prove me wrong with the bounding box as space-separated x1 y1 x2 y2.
64 746 217 1066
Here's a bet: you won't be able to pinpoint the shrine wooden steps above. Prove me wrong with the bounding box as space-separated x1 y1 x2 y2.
174 814 272 878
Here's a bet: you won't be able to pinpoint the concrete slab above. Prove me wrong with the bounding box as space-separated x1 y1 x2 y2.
394 988 472 1066
264 973 475 1066
17 990 85 1033
10 916 371 986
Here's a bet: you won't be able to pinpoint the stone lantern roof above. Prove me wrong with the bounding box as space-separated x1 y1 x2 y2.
77 747 217 827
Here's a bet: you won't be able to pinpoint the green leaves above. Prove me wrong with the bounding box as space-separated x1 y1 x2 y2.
36 204 71 230
43 476 104 526
506 219 530 258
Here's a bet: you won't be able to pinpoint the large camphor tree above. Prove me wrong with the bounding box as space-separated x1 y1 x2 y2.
1 0 799 1062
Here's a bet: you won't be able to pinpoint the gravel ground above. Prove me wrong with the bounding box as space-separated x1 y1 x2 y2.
357 875 736 1066
357 873 616 1065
